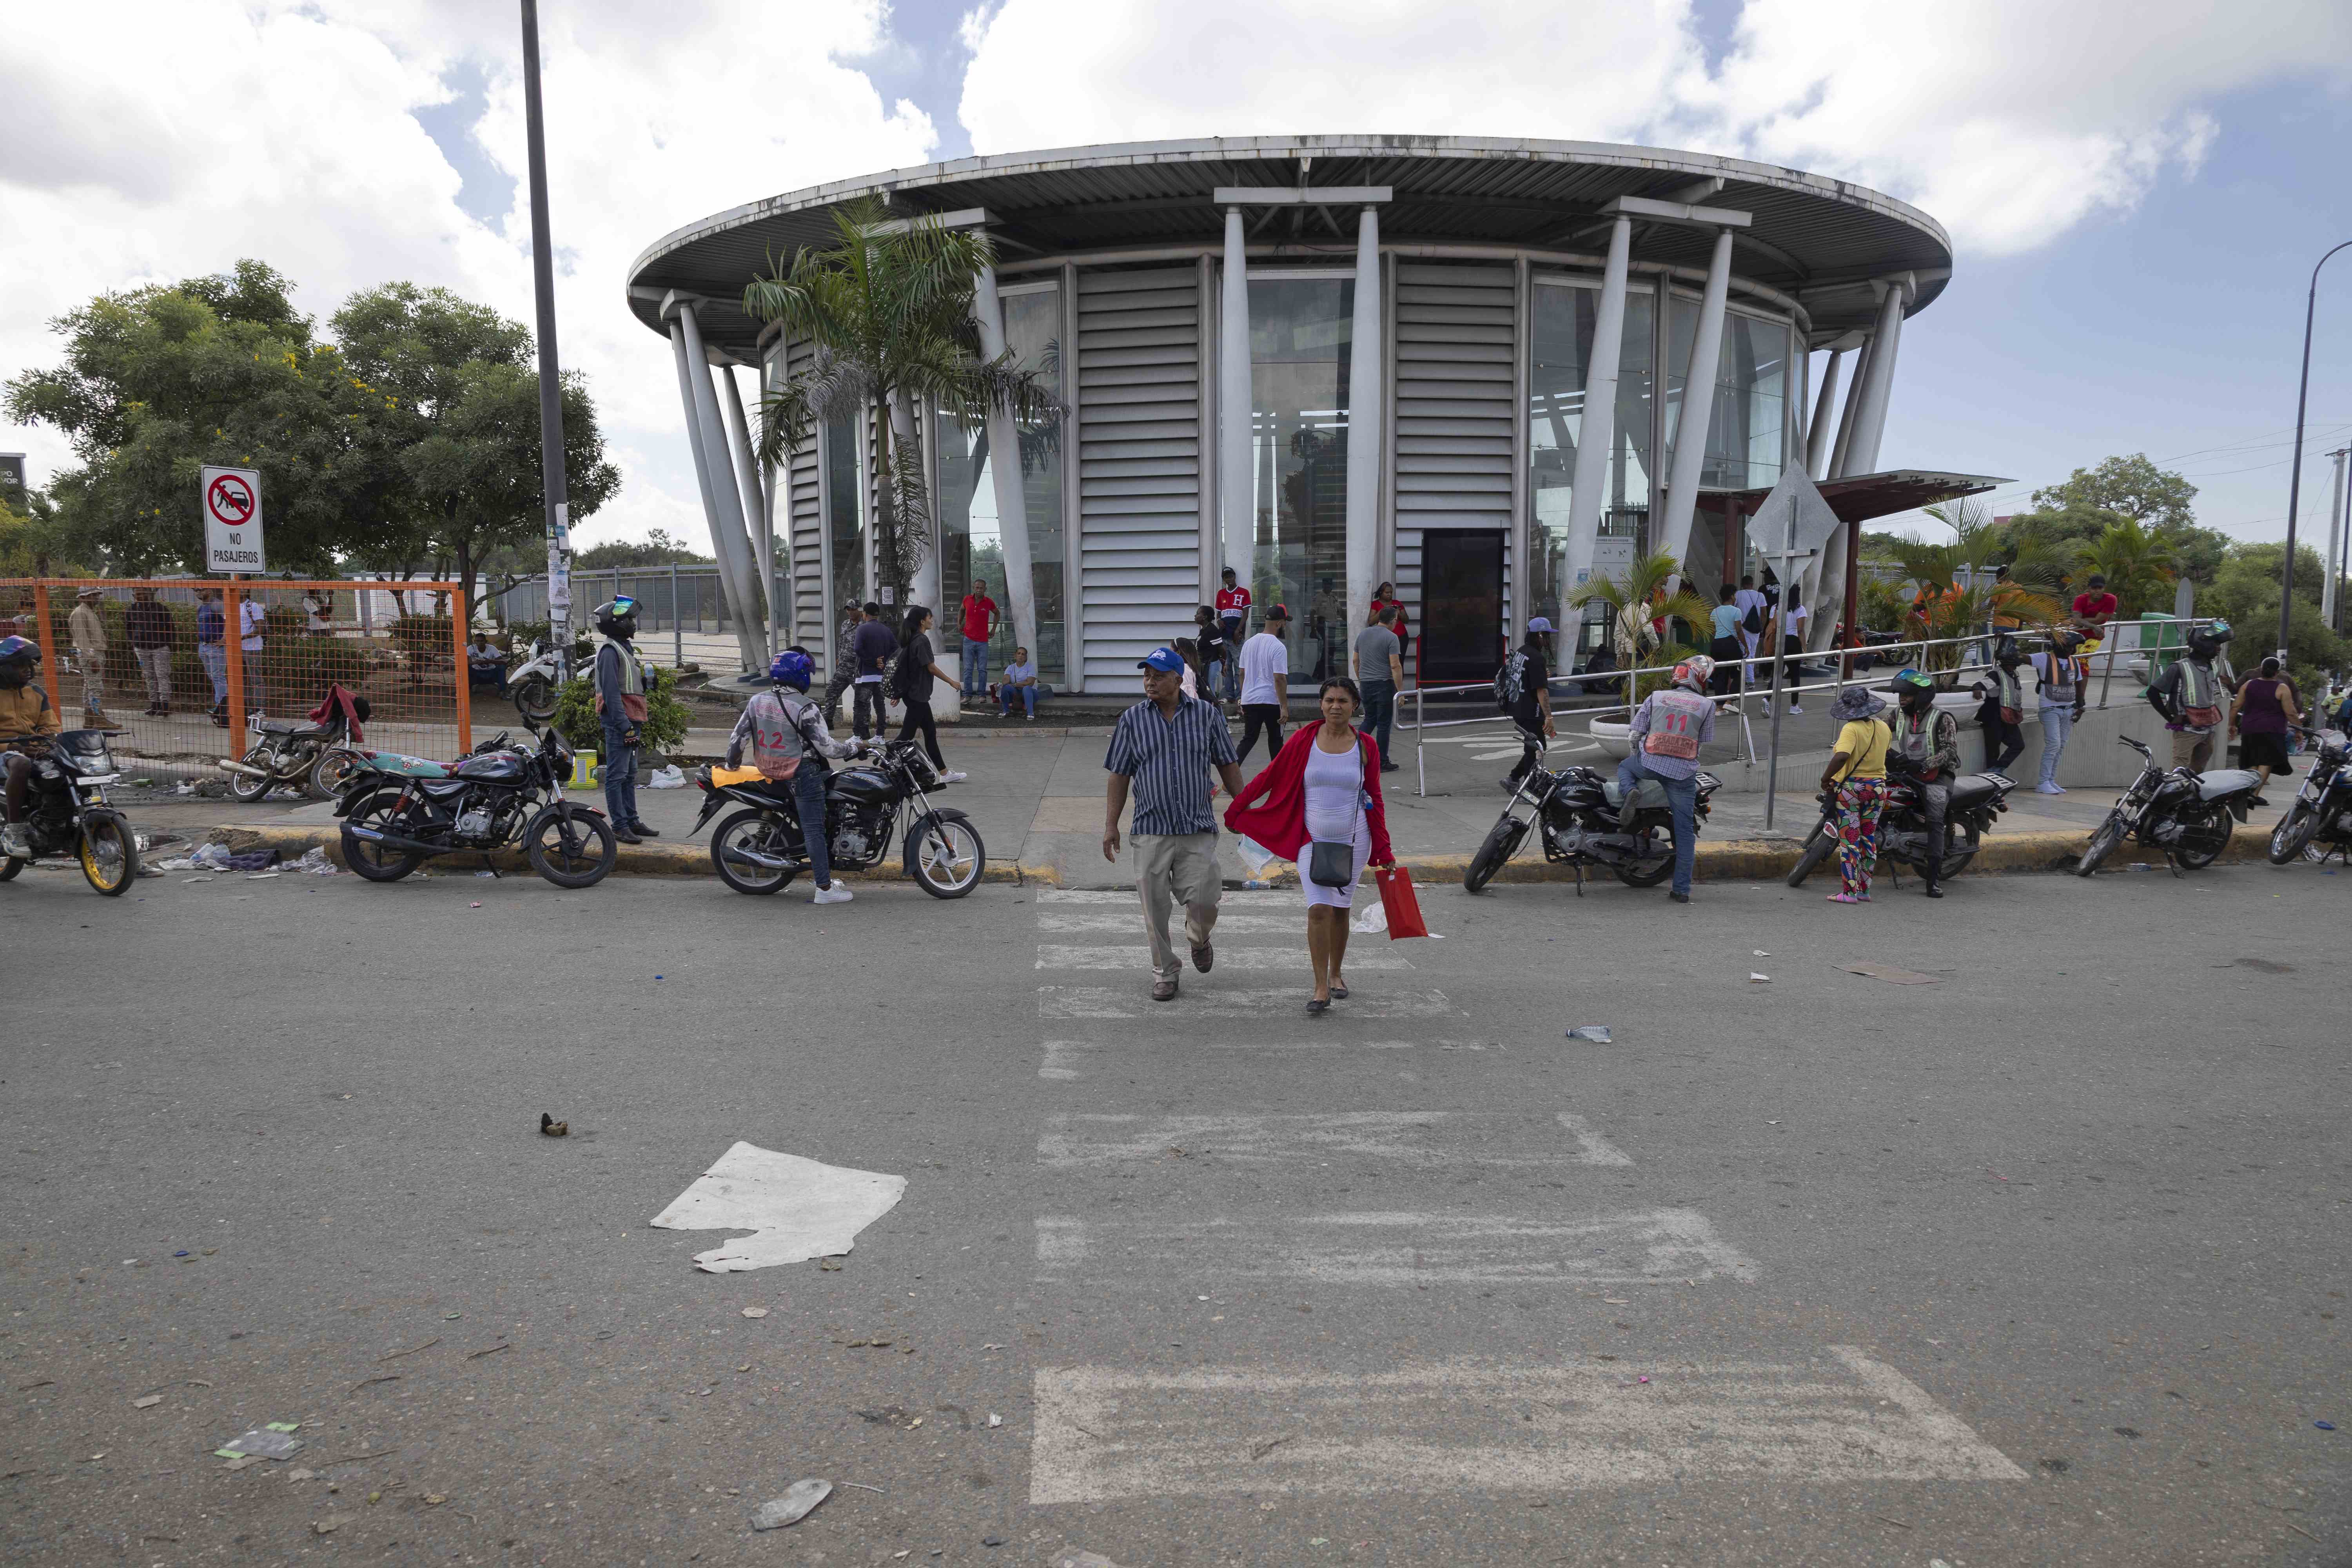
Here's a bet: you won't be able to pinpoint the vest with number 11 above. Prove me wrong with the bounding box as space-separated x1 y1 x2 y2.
1642 688 1713 759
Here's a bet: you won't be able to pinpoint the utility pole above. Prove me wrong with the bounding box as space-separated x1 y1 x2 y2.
520 0 573 679
2326 445 2349 636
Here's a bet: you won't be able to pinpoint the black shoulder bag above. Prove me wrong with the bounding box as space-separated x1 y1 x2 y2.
1307 737 1367 888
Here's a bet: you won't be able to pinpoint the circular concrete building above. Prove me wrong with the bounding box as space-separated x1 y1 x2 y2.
627 135 1996 692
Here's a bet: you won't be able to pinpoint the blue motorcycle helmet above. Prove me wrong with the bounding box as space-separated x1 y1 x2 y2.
0 634 38 688
768 647 814 691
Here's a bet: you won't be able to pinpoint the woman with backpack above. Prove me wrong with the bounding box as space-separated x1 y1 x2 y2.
1499 618 1556 791
890 605 965 784
1223 675 1396 1015
725 648 868 905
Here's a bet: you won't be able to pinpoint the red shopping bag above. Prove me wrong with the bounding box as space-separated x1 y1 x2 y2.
1374 865 1428 940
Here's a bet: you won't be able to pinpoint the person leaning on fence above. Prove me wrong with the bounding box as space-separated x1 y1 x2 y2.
1977 641 2027 775
197 588 229 726
593 597 659 845
1500 618 1556 791
1617 654 1716 903
1821 685 1894 904
2031 627 2089 795
68 588 109 721
1103 646 1245 1003
126 588 174 717
728 647 861 905
1888 668 1960 898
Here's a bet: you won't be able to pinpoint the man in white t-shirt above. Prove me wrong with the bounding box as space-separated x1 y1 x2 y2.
1771 595 1809 714
1732 574 1769 680
1235 603 1291 763
238 594 268 715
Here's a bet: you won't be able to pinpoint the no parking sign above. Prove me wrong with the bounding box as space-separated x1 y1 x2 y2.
201 464 265 573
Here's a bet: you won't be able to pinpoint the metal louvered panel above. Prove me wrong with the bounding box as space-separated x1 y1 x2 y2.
778 337 830 673
1392 263 1519 653
1076 267 1202 684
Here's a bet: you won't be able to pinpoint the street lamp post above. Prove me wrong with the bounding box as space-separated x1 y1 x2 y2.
520 0 573 680
2277 239 2352 662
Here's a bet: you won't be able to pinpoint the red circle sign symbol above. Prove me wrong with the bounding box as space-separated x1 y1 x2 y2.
207 473 254 526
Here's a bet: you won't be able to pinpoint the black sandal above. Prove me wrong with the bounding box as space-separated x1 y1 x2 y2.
1305 998 1330 1015
1329 983 1349 1000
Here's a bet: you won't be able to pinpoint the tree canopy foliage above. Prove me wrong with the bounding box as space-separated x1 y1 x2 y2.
1998 453 2232 585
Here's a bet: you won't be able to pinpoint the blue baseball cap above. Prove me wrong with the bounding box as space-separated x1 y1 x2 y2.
1137 646 1186 673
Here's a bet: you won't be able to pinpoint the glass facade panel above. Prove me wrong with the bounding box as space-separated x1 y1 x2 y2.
1233 275 1352 681
1665 298 1789 492
1528 280 1655 648
824 405 863 647
937 283 1067 685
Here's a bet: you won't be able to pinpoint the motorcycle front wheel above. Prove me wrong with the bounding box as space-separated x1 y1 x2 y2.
310 747 363 800
909 815 985 898
1785 819 1835 886
2172 809 2232 871
340 787 425 882
229 745 276 802
78 809 138 895
1463 816 1528 894
711 807 800 895
2076 813 2125 877
2269 801 2319 865
526 806 617 888
512 677 557 723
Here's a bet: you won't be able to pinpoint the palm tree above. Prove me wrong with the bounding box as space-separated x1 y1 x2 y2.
743 198 1063 602
1566 547 1715 712
1885 499 2065 678
2077 515 2177 618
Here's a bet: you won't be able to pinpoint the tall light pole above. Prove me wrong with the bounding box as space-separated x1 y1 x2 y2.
520 0 573 677
2277 238 2352 662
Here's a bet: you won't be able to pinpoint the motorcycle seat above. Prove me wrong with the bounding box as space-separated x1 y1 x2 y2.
2195 768 2263 801
1947 773 2005 808
255 718 328 737
1601 777 1668 813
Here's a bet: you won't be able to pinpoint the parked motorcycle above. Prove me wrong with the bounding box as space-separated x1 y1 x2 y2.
2267 726 2352 866
690 737 985 898
1786 760 2018 887
2076 735 2262 875
0 728 143 895
1464 755 1722 894
332 721 616 887
221 702 368 802
504 640 566 723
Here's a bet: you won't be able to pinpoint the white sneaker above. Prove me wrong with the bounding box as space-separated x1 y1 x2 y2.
0 824 29 859
2035 782 2065 795
1788 704 1804 714
813 884 855 904
940 770 967 783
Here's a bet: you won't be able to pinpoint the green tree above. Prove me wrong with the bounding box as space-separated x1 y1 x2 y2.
742 198 1062 601
575 528 712 570
1565 548 1714 708
1882 499 2064 675
2002 453 2231 585
331 282 618 615
2208 541 2349 694
2075 516 2180 619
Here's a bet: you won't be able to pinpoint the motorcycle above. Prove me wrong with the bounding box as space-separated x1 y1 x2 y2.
690 737 985 898
504 639 566 723
2267 726 2352 866
1464 753 1722 894
1 728 143 895
2076 735 2262 876
221 702 368 802
332 720 617 887
1786 760 2018 887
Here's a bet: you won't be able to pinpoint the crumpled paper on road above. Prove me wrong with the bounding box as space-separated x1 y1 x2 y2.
650 1141 906 1272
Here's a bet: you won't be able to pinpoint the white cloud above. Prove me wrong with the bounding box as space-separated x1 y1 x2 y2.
0 0 937 551
956 0 2352 258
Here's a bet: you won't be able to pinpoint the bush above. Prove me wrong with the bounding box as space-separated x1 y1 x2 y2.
553 660 690 755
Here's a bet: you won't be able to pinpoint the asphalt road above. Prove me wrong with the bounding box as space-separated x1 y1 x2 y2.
2 858 2347 1566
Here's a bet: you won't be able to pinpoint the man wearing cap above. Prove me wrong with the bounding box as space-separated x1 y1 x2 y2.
1503 618 1557 790
1236 603 1292 764
67 588 110 721
1104 646 1246 1002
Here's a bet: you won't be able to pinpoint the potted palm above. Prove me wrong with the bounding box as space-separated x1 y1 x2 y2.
1565 548 1714 757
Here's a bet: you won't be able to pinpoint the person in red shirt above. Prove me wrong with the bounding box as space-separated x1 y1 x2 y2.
1214 567 1252 700
2071 574 2118 650
958 579 999 699
1369 580 1411 674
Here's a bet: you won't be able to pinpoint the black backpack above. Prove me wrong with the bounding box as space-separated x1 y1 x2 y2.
1742 601 1764 635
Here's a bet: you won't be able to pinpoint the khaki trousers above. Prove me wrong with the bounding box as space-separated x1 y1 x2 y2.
1133 831 1222 982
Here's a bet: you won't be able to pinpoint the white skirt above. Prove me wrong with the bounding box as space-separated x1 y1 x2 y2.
1301 812 1372 908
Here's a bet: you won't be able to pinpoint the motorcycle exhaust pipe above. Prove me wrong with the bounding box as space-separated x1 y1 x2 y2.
342 823 450 857
720 844 800 871
218 759 274 780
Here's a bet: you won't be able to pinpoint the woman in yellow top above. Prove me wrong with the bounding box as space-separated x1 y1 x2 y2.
1818 686 1893 903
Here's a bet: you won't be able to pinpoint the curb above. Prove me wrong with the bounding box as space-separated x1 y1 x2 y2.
204 823 1063 887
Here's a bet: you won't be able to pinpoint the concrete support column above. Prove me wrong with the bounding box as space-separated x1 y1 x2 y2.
719 365 774 668
1828 328 1875 479
1219 207 1252 588
1657 226 1736 592
974 264 1038 665
1804 347 1844 478
2323 447 2345 631
1844 282 1907 474
1344 206 1383 648
668 307 762 671
1559 216 1632 604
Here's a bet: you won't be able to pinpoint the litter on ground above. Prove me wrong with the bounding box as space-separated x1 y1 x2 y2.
1564 1025 1612 1044
750 1478 832 1530
1842 961 1940 984
650 1142 906 1272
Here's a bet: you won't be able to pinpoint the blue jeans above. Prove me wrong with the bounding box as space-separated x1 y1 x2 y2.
1359 679 1396 768
198 643 227 704
999 683 1038 717
1616 755 1700 895
792 765 833 889
2038 704 2073 788
1219 622 1244 697
601 720 639 827
962 637 990 697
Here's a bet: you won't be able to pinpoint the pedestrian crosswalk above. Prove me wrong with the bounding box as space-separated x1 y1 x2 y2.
1018 883 2024 1508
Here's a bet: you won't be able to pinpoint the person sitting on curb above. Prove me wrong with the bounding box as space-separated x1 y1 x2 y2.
998 647 1043 719
1616 654 1715 904
466 633 510 697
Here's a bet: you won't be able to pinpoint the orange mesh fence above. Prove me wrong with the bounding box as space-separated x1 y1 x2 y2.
1 579 478 772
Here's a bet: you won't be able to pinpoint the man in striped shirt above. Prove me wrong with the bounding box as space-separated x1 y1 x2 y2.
1105 646 1246 1002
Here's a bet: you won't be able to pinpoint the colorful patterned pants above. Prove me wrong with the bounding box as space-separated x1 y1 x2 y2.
1834 777 1889 897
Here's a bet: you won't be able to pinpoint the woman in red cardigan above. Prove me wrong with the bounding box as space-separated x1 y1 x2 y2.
1225 676 1395 1014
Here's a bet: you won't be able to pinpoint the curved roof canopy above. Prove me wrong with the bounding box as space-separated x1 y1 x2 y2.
626 134 1952 365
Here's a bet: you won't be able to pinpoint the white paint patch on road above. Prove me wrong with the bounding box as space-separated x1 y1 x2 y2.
1037 889 1302 907
649 1142 905 1272
1039 1037 1417 1079
1037 946 1410 971
1037 1111 1622 1168
1038 911 1305 934
1031 1208 1755 1287
1029 1349 2025 1503
1039 987 1456 1019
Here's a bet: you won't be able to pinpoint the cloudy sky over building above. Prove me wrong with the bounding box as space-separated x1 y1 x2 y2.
5 0 2349 548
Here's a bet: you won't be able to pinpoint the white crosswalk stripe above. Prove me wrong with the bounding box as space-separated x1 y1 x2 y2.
1038 910 1304 933
1036 1111 1630 1168
1036 944 1411 971
1039 986 1455 1018
1037 888 1301 907
1039 1037 1417 1079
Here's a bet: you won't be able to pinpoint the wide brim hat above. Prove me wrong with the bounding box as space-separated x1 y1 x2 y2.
1830 686 1887 722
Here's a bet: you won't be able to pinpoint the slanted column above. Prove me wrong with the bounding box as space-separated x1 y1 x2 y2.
1828 328 1875 478
1344 205 1383 648
974 264 1038 667
1804 347 1844 478
1560 216 1632 607
671 301 764 671
719 365 774 668
1657 226 1736 592
1844 281 1908 474
1219 207 1252 590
